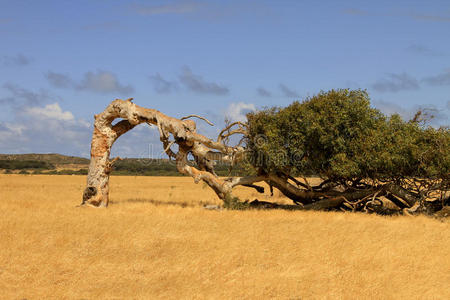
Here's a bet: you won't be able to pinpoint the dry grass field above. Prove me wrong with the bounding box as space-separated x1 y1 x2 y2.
0 174 449 299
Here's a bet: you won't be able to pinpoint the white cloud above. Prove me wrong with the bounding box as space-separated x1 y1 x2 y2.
0 103 91 155
23 103 74 121
0 101 165 157
0 123 27 144
225 102 256 122
4 123 26 135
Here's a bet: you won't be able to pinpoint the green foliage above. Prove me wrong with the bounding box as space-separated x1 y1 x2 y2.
113 159 181 176
112 159 245 176
0 160 55 170
0 153 89 165
247 89 449 181
223 194 249 210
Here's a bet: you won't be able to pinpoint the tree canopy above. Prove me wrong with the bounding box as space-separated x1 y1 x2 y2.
246 89 449 182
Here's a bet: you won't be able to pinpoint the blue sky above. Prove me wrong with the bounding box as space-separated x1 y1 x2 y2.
0 0 449 157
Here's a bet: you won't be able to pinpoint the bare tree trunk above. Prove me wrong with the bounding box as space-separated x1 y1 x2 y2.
81 98 258 207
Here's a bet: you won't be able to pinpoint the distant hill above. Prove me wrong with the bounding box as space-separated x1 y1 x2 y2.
0 153 89 165
0 154 245 176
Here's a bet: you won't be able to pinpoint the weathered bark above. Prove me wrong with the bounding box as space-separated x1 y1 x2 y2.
83 116 136 206
266 173 379 205
384 193 410 209
383 183 419 208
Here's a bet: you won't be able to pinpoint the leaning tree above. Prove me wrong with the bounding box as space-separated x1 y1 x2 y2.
82 89 449 215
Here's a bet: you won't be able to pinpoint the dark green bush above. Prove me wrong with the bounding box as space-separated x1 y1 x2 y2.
246 89 449 181
111 159 245 176
0 160 55 170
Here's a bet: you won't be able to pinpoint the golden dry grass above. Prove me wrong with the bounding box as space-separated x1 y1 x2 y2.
0 174 449 299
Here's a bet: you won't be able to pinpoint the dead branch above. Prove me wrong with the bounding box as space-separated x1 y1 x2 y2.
217 121 248 143
181 114 214 126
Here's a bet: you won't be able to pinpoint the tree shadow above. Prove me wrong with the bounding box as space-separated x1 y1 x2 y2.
110 198 217 208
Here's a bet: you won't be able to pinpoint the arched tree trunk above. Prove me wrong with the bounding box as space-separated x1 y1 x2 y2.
81 98 263 207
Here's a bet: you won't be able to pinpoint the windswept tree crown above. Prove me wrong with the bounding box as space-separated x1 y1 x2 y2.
246 89 449 182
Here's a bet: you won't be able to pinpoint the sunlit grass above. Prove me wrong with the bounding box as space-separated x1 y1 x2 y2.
0 175 448 299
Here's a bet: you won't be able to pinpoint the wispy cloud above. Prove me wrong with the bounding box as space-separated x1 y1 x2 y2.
412 14 450 22
131 1 203 16
179 66 229 95
406 44 445 57
279 84 300 98
0 54 33 67
46 72 73 89
0 83 55 106
372 73 419 93
77 71 133 94
373 100 449 127
149 73 179 94
256 87 272 97
344 8 450 23
371 69 450 92
82 21 123 31
373 100 413 119
130 1 272 22
46 70 134 95
148 67 230 95
422 69 450 86
342 9 369 16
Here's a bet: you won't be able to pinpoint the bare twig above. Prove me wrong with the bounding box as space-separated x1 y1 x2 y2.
181 114 214 126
